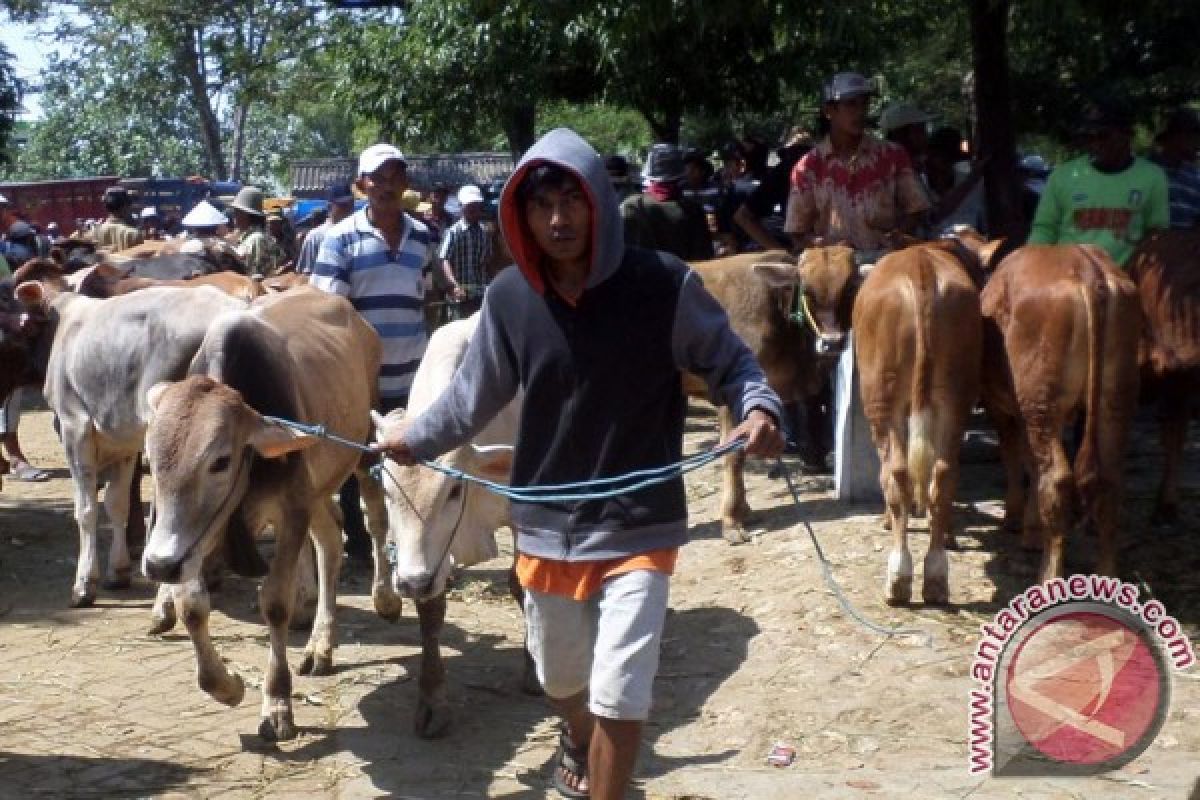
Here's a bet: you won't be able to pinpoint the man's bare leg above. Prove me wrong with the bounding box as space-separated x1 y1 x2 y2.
589 717 641 800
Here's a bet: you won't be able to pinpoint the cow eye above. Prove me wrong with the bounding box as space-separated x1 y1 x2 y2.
210 455 232 473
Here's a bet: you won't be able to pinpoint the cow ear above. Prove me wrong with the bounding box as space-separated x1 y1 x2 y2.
146 382 172 415
249 421 319 459
470 444 513 481
14 280 45 308
370 408 405 442
752 261 801 288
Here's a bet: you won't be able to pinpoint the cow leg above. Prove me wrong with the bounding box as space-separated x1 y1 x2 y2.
298 502 343 677
923 414 965 606
990 409 1028 536
125 455 147 558
881 428 914 606
100 457 136 590
718 405 752 544
63 429 102 607
1027 427 1073 582
358 466 403 622
507 553 543 696
414 594 452 738
259 518 307 742
289 537 318 631
1152 384 1188 526
148 581 177 635
175 563 244 707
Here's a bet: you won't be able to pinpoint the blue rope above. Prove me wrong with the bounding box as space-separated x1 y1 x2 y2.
261 414 745 503
263 413 929 643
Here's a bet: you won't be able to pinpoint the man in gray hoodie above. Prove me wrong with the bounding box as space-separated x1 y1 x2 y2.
376 127 783 799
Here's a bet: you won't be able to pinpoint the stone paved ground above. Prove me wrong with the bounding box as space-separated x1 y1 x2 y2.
0 404 1198 799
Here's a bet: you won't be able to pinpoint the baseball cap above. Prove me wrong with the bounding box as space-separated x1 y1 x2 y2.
326 181 355 204
358 143 406 177
879 103 932 134
823 72 875 103
643 143 685 182
457 185 484 206
7 220 35 238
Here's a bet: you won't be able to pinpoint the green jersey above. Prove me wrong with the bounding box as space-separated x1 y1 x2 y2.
1028 155 1169 266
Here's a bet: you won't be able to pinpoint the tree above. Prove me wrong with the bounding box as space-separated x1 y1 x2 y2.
0 43 20 165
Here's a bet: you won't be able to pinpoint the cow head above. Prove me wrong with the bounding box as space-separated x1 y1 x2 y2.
0 259 69 398
754 244 859 364
372 409 514 601
141 376 318 582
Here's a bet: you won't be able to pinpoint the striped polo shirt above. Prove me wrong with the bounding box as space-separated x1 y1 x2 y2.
310 207 433 401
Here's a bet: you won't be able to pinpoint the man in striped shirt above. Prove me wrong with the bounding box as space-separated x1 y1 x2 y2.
438 184 493 320
310 143 434 560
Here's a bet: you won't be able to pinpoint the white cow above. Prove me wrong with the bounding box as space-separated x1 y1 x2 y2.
372 314 535 739
14 263 249 607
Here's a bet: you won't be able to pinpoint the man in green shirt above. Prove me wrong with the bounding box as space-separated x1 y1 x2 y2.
1028 102 1169 266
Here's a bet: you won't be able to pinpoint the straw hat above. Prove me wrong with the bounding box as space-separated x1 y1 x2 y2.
181 200 229 228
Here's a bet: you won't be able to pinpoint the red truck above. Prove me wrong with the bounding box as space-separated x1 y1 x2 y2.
0 176 120 234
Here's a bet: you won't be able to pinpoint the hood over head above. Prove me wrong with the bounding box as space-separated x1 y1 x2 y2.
499 127 624 294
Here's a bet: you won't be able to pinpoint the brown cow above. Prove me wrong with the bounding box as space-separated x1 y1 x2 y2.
689 250 818 541
1128 229 1200 524
852 241 983 605
70 261 265 301
971 243 1140 581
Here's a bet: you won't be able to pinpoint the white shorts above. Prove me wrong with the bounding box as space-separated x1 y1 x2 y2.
524 569 670 721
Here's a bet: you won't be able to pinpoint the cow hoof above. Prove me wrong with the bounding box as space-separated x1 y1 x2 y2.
102 569 132 590
372 587 403 622
147 610 177 636
722 526 751 545
414 697 452 739
213 674 245 707
258 710 297 742
884 577 912 607
922 580 950 606
70 586 96 608
298 652 334 677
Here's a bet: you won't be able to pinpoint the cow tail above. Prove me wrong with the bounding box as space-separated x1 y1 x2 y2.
907 254 937 515
1076 248 1109 506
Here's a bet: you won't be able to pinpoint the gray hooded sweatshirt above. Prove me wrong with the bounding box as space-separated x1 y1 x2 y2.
403 127 782 560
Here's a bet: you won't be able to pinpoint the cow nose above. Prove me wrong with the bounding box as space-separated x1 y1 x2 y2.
392 567 436 599
816 333 846 356
143 553 182 583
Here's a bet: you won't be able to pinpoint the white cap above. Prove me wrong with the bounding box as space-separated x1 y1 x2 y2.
357 143 406 177
457 185 484 206
181 200 229 228
140 207 159 219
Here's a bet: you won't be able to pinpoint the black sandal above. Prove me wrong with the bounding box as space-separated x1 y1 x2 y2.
552 725 590 799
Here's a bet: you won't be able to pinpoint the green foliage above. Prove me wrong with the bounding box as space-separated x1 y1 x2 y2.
536 102 651 159
0 42 21 165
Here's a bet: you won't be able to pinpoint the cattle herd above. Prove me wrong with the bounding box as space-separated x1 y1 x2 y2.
0 228 1196 743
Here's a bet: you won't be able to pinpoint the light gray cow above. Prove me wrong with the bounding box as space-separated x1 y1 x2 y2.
14 266 249 607
372 314 535 739
142 287 399 741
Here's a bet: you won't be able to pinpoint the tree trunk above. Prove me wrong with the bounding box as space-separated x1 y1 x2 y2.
230 100 250 183
642 107 682 145
174 26 227 180
967 0 1024 241
501 102 536 160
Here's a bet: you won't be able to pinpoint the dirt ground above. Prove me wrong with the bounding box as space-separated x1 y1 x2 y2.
0 398 1197 800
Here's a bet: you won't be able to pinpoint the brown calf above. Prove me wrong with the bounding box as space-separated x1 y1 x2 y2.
1128 229 1200 524
853 241 982 605
976 244 1140 582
